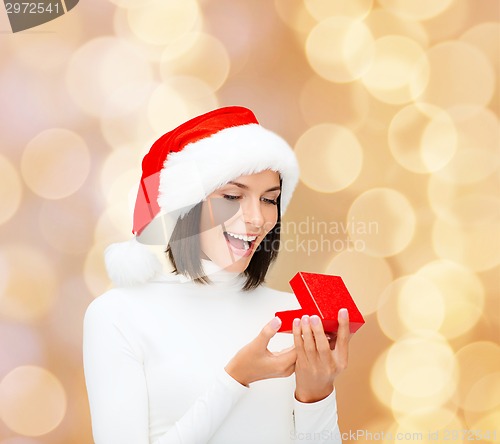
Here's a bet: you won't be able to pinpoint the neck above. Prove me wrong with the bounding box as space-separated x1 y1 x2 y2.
174 259 245 288
201 259 243 283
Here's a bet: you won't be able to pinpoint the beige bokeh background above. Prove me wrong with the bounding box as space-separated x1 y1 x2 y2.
0 0 499 442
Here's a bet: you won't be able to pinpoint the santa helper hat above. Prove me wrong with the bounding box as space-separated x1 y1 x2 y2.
105 106 300 286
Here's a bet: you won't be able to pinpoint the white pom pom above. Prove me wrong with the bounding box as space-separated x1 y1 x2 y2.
104 238 162 287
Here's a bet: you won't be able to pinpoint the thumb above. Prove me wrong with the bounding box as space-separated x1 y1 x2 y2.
256 316 282 346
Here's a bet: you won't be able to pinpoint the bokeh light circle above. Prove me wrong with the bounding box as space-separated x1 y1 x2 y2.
100 81 157 150
84 243 112 297
0 323 45 380
426 174 499 223
391 388 459 421
66 37 153 117
0 366 66 436
100 80 156 122
306 17 375 83
434 106 500 184
21 129 90 200
370 348 394 409
412 41 495 112
397 275 446 334
304 0 373 21
326 251 393 316
347 188 416 257
0 245 58 322
127 0 199 46
424 0 471 43
112 5 165 63
455 342 500 407
377 276 445 341
160 33 230 92
460 22 500 73
362 35 429 105
416 260 484 339
388 103 457 174
38 197 95 255
0 155 22 226
395 408 464 443
295 124 363 193
385 332 457 399
463 372 500 413
100 148 142 199
273 0 316 35
365 8 429 48
147 77 218 137
103 171 138 235
432 194 500 271
379 0 455 21
104 166 139 208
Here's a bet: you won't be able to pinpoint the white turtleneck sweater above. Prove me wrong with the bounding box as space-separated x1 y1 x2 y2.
83 260 342 444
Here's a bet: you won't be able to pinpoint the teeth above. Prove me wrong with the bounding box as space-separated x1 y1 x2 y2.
226 232 257 242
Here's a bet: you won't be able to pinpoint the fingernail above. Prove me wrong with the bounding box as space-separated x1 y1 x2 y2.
311 315 320 326
293 318 300 328
302 315 309 325
271 316 282 329
339 308 348 319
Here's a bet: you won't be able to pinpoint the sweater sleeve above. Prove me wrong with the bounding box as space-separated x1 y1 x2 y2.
291 389 342 443
83 296 249 444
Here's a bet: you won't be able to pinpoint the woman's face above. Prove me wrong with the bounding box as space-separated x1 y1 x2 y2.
199 169 281 273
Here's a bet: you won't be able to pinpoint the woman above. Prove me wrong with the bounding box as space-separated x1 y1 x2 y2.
83 106 350 443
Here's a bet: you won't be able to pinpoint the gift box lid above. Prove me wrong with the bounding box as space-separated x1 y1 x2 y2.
275 271 365 334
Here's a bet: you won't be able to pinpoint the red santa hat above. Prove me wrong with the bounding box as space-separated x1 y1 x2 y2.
105 106 300 286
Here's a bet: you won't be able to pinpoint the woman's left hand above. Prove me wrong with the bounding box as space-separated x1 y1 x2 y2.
293 309 352 403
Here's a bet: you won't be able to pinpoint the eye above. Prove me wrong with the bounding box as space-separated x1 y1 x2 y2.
222 194 241 201
262 197 278 205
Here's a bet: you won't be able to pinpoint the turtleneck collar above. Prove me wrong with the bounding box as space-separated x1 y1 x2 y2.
171 259 245 289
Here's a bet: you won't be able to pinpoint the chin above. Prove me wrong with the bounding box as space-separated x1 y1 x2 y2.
205 252 250 273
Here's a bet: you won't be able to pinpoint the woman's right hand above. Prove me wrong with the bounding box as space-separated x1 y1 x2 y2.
224 317 296 387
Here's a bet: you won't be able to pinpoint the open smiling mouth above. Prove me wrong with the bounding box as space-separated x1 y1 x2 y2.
223 231 258 256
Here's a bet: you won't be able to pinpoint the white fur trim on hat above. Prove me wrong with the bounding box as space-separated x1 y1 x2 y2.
104 238 162 287
157 123 299 217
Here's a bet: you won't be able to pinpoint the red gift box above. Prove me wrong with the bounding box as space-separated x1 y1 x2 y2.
275 272 365 334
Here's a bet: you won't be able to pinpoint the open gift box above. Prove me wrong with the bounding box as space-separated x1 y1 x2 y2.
275 272 365 334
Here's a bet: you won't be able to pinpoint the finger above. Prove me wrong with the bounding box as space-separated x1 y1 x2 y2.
337 309 350 346
292 318 307 362
334 308 350 369
301 315 317 358
257 316 282 348
310 315 330 356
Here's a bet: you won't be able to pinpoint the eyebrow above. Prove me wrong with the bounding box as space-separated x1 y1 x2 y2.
227 181 281 192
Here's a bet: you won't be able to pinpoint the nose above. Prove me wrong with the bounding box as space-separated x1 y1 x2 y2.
242 196 264 229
